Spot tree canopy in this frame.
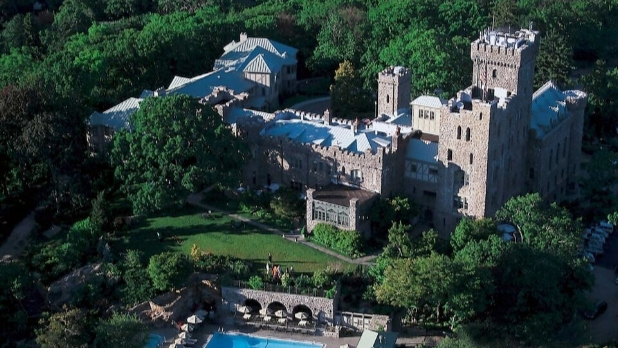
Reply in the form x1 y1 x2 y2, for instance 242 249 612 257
111 94 249 214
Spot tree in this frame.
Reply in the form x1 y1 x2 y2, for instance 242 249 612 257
147 252 191 291
582 60 618 137
94 312 148 348
495 193 581 258
36 307 92 348
383 222 413 258
270 187 305 219
370 195 416 236
450 218 497 252
534 27 573 89
90 191 112 232
111 95 249 214
329 60 373 119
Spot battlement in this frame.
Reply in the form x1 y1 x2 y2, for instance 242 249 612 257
470 28 539 64
378 66 411 86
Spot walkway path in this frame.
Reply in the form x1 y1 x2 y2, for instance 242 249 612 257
187 192 377 266
0 212 36 262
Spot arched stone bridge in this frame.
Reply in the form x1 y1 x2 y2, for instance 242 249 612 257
222 286 336 323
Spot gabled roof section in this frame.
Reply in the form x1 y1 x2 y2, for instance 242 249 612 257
239 48 284 74
214 36 297 71
531 81 568 138
168 76 191 89
88 97 142 130
167 69 254 98
412 95 446 109
406 138 439 163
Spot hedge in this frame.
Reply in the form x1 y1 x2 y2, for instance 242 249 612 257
311 223 364 258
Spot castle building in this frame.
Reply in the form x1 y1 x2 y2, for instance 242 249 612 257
87 28 587 237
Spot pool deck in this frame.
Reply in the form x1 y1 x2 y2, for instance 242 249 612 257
153 323 362 348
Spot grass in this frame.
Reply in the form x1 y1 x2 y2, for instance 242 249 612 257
120 207 350 273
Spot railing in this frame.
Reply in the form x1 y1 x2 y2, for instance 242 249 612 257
234 280 333 298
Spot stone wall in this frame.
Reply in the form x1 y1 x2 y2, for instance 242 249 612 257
334 311 391 332
222 286 336 325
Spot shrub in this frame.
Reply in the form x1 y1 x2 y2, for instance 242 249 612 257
294 274 312 288
147 252 191 291
312 269 331 289
248 275 263 290
311 223 364 257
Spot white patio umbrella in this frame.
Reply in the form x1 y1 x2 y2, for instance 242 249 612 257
238 305 252 314
187 315 203 324
175 338 189 345
180 323 191 332
178 332 191 339
294 312 309 320
259 308 273 316
275 309 287 318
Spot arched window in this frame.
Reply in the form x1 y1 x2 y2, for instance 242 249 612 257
466 128 471 141
457 126 462 139
447 149 453 161
479 112 483 120
386 95 390 103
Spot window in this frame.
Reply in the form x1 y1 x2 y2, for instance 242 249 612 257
341 166 346 175
457 126 462 139
455 170 469 186
466 128 471 141
386 95 390 103
453 196 468 210
479 112 483 120
492 69 497 78
351 169 362 181
430 111 435 120
312 161 318 172
429 167 438 176
556 144 560 164
447 149 453 161
410 163 418 172
291 158 302 169
469 153 474 164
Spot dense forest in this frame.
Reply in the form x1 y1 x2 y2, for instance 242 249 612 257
1 0 618 347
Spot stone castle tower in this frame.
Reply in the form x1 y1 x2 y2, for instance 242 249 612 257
435 28 540 232
377 66 411 117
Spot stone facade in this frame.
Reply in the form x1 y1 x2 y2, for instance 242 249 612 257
334 311 391 332
222 286 337 325
377 66 411 117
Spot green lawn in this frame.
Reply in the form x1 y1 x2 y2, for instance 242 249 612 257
120 208 349 273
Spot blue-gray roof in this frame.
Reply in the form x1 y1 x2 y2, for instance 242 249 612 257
531 81 567 138
214 37 297 72
357 330 398 348
88 97 142 130
261 118 392 154
412 95 446 108
167 69 255 98
406 138 438 163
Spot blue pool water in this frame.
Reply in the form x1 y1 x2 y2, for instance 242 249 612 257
204 332 323 348
145 333 165 348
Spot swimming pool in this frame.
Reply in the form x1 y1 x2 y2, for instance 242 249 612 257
204 332 323 348
144 333 165 348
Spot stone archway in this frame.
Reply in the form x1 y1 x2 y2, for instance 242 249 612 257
267 301 287 313
243 299 262 314
292 304 313 322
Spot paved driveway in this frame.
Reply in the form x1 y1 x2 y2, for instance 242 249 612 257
586 228 618 343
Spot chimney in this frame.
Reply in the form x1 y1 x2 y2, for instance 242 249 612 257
323 109 331 125
154 87 166 97
353 118 359 134
240 32 248 42
392 126 400 152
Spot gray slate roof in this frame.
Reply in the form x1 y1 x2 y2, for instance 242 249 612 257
261 117 392 154
406 138 439 163
88 97 143 130
214 37 297 72
530 81 568 138
411 95 446 109
167 69 255 98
